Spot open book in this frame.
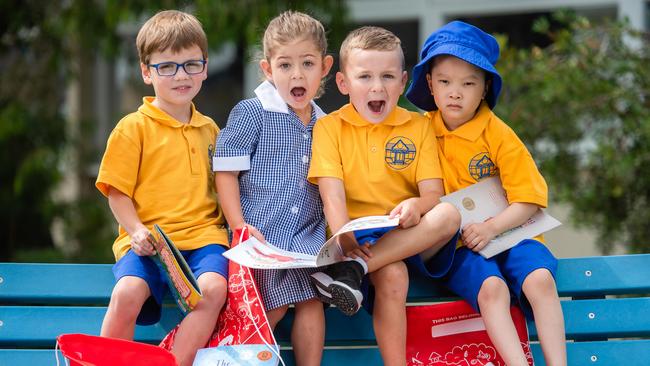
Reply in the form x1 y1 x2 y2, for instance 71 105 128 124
223 215 399 269
149 224 202 314
440 176 561 258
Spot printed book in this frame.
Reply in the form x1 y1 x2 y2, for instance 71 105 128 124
149 224 202 314
223 215 399 269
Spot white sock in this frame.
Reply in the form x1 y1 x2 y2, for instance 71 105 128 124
345 256 368 274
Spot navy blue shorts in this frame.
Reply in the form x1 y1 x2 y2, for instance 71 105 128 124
405 230 460 279
440 239 558 319
356 228 460 313
112 244 228 325
354 226 458 276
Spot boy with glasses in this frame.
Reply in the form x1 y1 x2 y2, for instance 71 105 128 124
95 10 229 366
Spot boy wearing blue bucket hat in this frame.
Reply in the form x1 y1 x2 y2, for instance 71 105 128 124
308 26 461 365
406 21 567 366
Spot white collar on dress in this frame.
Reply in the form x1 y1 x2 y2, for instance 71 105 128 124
254 80 326 119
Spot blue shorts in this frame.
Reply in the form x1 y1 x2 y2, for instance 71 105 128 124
355 228 459 313
440 239 558 319
406 230 460 279
353 226 393 246
112 244 228 325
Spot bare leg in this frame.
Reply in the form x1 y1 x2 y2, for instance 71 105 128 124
366 203 459 273
171 272 227 366
100 276 150 339
292 299 325 366
478 276 529 366
523 269 567 366
266 305 289 330
371 261 408 366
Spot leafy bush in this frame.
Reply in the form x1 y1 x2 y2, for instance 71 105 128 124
497 12 650 253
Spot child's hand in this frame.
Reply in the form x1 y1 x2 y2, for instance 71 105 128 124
390 198 421 229
244 224 266 244
461 220 497 252
346 242 372 262
130 227 156 256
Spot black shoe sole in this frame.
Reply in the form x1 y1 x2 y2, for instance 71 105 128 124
330 281 362 316
311 272 362 316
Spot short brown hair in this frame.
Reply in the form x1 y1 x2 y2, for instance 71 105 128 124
136 10 208 65
339 26 404 71
262 11 328 59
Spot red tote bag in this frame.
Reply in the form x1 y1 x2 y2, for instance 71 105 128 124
406 300 533 366
160 227 279 363
56 333 177 366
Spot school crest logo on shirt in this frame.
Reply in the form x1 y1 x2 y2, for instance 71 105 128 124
468 152 498 180
385 136 416 170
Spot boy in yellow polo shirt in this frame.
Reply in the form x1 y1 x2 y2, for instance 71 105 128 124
406 21 566 366
308 26 460 365
95 10 228 366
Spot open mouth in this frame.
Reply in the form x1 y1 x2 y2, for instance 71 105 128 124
291 87 306 98
368 101 385 113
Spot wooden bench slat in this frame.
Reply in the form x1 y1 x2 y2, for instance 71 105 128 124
404 254 650 302
277 298 650 345
527 297 650 340
554 254 650 296
280 347 383 366
530 339 650 366
276 307 377 346
0 348 385 366
4 255 649 303
6 340 650 366
8 298 648 348
0 349 59 366
0 263 114 304
0 263 458 304
0 306 181 347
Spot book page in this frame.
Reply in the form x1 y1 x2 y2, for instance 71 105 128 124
440 176 561 258
223 236 319 269
481 209 561 258
315 215 399 266
224 215 399 269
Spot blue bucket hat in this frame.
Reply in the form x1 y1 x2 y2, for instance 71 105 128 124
406 20 502 111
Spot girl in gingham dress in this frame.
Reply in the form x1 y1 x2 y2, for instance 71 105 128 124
213 11 333 366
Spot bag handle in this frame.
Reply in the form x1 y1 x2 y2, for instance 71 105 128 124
54 339 70 366
238 227 285 366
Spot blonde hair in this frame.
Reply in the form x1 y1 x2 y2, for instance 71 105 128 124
339 26 404 71
136 10 208 65
262 11 328 59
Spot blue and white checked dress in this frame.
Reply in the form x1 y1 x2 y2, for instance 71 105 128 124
213 81 327 310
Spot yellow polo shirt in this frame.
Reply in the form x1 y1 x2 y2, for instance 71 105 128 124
429 102 547 242
309 103 442 220
96 97 228 260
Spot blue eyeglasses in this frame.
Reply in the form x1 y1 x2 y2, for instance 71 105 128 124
147 60 206 76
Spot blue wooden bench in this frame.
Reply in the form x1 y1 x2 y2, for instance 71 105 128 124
2 254 650 365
